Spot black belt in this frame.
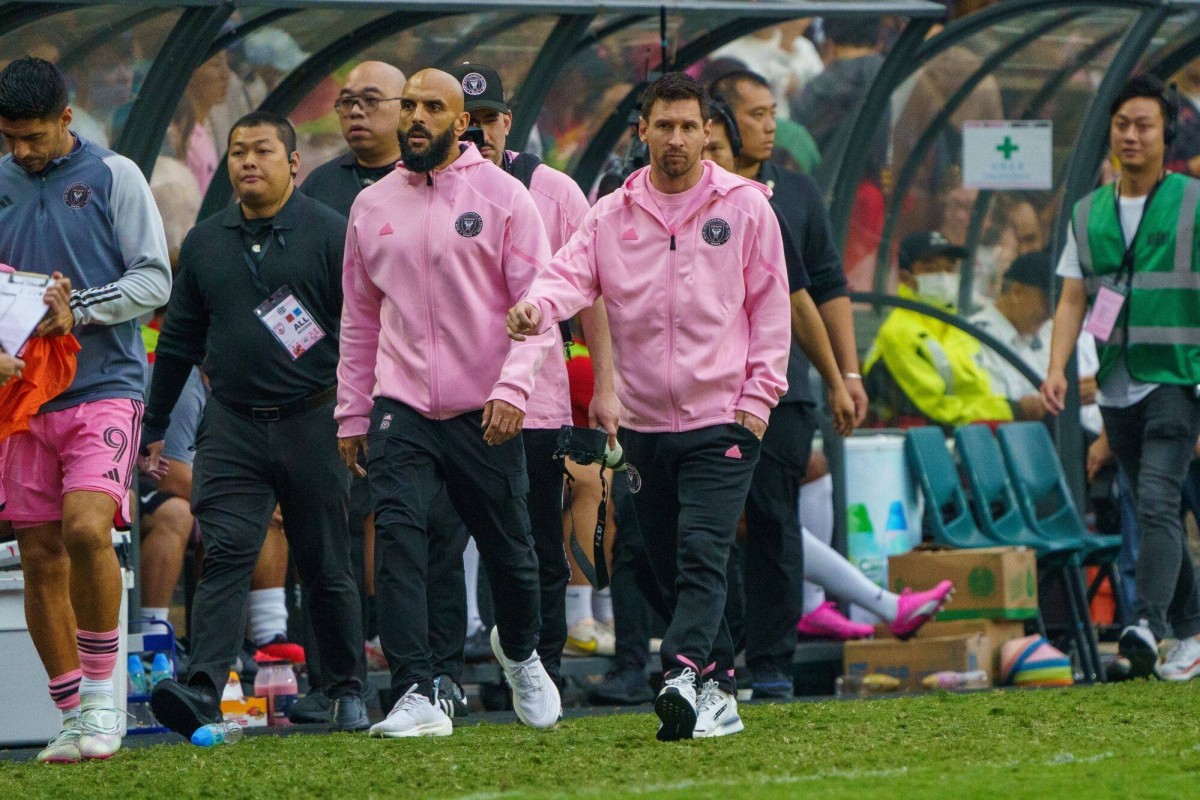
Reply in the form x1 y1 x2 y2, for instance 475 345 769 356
216 386 337 422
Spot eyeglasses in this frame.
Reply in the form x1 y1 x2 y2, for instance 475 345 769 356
333 95 402 115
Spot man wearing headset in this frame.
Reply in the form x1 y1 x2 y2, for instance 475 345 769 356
706 70 864 699
1044 74 1200 683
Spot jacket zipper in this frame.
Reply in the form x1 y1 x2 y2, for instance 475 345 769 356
423 172 440 416
665 229 679 429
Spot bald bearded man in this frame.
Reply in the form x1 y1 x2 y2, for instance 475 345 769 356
336 70 562 737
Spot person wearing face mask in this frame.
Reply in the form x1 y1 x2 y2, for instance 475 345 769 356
863 230 1033 428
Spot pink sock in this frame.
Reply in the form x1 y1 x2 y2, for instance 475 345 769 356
49 669 82 711
76 628 119 681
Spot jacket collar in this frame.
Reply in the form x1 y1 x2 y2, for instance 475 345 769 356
620 161 770 230
221 186 305 231
398 141 488 185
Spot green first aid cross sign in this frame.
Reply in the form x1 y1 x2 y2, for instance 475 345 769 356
962 121 1052 190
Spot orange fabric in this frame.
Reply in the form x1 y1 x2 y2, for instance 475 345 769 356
0 335 81 440
1087 566 1116 625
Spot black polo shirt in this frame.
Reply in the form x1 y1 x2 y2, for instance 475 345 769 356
758 161 849 406
147 190 346 424
300 152 396 218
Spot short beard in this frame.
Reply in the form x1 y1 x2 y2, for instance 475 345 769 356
400 125 458 173
656 153 696 179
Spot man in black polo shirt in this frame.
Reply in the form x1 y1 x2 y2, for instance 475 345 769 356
709 69 864 699
142 111 368 735
300 61 406 216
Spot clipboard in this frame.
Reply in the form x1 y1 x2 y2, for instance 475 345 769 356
0 271 53 355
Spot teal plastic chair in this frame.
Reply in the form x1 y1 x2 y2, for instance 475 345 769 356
956 424 1104 681
904 427 993 550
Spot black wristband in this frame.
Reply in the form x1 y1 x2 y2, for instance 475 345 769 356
140 413 170 453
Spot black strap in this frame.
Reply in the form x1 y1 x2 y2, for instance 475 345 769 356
1113 173 1167 286
563 463 611 591
505 151 575 356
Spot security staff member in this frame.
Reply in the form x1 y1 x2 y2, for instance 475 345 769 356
143 111 368 736
708 69 860 698
1044 74 1200 681
510 73 847 741
338 69 561 737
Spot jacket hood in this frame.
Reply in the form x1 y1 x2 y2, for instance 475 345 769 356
397 141 490 185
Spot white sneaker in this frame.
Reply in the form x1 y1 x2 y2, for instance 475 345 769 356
37 716 82 763
692 680 744 738
78 694 123 759
490 626 561 729
564 619 599 656
1162 635 1200 681
594 621 616 657
654 668 698 742
1119 620 1161 679
369 685 453 738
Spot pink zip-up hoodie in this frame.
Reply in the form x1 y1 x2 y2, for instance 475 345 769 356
520 162 789 433
336 144 554 438
515 153 589 430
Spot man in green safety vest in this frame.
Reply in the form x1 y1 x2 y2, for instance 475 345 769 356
1043 74 1200 682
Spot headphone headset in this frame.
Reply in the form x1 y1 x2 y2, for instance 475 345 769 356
707 97 742 158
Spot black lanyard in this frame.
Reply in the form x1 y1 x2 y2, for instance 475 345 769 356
1113 172 1166 286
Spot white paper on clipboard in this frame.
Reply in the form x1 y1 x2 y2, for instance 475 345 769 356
0 271 52 355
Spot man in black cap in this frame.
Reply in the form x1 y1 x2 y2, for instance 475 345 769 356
864 231 1045 428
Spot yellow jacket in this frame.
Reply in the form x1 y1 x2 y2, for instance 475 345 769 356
864 285 1013 427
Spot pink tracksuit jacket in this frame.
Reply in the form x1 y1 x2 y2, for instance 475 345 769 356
516 152 589 430
336 144 554 438
523 162 790 433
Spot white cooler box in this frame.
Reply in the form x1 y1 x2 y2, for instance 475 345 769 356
0 568 129 747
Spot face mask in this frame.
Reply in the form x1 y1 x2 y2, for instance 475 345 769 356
916 272 959 309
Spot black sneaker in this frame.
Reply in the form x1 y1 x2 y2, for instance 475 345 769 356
464 629 494 663
1119 621 1161 679
432 675 469 718
750 671 794 700
289 689 331 724
330 695 371 732
150 679 222 739
588 667 654 706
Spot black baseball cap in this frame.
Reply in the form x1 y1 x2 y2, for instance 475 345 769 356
1003 251 1054 290
898 230 969 271
449 63 509 114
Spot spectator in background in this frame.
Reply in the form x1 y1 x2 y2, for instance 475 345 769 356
1006 199 1047 256
1168 57 1200 177
168 51 231 196
791 17 887 288
713 23 822 121
864 231 1042 428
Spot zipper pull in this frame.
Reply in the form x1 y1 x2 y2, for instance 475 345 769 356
426 172 433 187
670 234 676 251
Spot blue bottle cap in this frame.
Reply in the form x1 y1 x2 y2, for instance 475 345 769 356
885 500 908 531
150 652 171 671
191 726 217 747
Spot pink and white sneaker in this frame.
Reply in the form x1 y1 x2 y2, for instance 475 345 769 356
889 580 954 640
796 601 874 640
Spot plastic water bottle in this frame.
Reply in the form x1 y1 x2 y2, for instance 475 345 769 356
149 652 173 687
191 721 244 747
920 670 990 690
254 660 298 726
128 655 149 696
883 500 910 556
835 673 901 698
847 503 885 588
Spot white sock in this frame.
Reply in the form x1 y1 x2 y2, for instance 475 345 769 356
592 587 613 625
79 677 113 699
799 475 834 613
248 587 288 646
63 707 80 723
803 526 900 620
143 606 170 624
464 538 483 636
565 585 593 628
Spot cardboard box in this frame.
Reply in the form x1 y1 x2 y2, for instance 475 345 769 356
844 632 989 692
872 618 1028 680
221 697 268 728
889 546 1038 621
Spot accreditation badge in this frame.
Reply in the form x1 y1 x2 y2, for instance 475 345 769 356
1083 281 1126 343
253 285 326 360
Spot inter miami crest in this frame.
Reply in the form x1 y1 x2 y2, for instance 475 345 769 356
64 183 92 209
456 211 483 237
461 72 487 96
702 217 731 246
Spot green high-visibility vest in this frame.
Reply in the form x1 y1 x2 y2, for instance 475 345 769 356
1073 172 1200 384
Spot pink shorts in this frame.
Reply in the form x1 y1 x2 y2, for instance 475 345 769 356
0 398 141 529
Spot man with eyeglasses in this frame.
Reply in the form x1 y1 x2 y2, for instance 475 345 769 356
300 61 407 217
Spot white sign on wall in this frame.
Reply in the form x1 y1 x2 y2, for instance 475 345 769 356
962 120 1052 190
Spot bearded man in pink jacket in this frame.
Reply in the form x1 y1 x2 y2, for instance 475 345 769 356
508 73 830 742
337 69 560 737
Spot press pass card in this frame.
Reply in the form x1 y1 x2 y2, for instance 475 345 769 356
254 285 325 360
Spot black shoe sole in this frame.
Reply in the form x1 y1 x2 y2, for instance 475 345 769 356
150 686 219 739
1119 630 1160 679
654 688 696 742
588 692 655 706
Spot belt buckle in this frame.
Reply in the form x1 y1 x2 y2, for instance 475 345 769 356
252 406 281 421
